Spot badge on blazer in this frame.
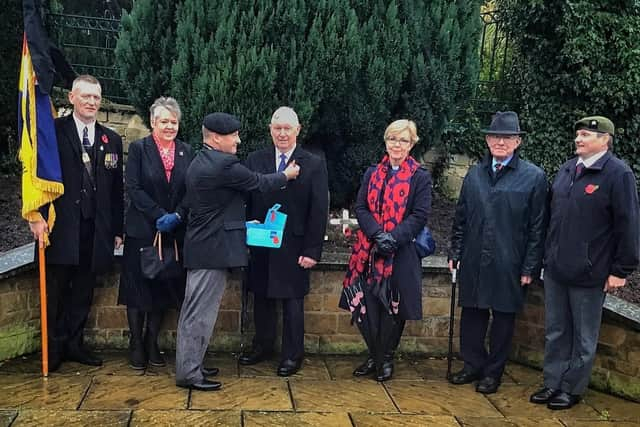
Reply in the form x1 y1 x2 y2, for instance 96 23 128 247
104 153 119 169
82 152 91 164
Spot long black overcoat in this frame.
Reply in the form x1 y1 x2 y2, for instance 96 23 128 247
448 154 548 313
44 114 124 274
352 165 432 320
244 146 329 298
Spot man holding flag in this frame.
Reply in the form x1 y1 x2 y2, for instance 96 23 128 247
20 0 124 373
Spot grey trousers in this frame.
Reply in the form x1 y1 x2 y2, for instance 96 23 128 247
175 268 226 384
543 273 606 395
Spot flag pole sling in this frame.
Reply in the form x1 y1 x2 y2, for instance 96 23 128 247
38 238 49 377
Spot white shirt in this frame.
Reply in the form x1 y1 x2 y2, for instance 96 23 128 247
578 150 608 168
73 113 96 147
275 145 296 172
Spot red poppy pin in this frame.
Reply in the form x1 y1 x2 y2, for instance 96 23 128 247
101 134 109 144
585 184 599 194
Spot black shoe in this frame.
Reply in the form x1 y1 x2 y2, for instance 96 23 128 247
145 336 166 368
238 348 272 366
376 359 394 382
176 379 222 391
66 347 103 366
547 391 580 410
476 377 500 394
530 387 558 404
277 359 302 377
128 339 147 370
353 358 376 377
201 366 219 377
449 368 481 385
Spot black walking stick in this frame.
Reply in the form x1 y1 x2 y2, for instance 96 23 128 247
446 263 457 380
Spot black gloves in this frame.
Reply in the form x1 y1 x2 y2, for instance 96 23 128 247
373 231 397 256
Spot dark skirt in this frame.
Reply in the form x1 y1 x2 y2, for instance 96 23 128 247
118 235 186 311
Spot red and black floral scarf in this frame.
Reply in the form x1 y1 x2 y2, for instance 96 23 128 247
343 155 419 290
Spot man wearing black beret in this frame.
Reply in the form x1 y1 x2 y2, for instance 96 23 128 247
175 112 300 391
531 116 640 409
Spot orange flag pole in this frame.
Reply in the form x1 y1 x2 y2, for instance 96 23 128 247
38 235 49 377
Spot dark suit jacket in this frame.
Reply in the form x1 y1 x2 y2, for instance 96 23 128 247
183 147 287 270
245 146 329 298
124 136 194 241
44 114 124 273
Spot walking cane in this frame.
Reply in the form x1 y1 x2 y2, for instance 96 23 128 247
38 236 49 377
446 264 457 380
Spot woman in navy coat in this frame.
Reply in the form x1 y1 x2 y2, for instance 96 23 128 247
342 119 431 381
119 97 193 369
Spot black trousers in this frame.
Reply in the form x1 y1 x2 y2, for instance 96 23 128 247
252 294 305 361
46 218 96 361
360 282 406 363
460 306 515 380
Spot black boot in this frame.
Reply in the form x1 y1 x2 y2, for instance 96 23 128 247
353 356 376 377
376 353 394 382
127 308 146 370
145 311 166 367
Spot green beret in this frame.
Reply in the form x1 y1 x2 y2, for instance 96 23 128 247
574 116 615 136
203 112 241 135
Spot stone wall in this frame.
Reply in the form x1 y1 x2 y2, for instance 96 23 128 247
511 283 640 402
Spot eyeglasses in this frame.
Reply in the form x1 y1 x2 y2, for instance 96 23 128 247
385 136 412 146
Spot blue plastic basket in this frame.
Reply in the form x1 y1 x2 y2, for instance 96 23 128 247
246 204 287 248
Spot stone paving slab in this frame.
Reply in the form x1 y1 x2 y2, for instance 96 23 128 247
243 411 352 427
0 410 17 427
0 375 90 409
503 363 543 385
485 384 602 420
290 379 397 413
384 380 503 417
351 413 459 426
324 356 422 381
11 409 130 426
457 416 564 427
239 357 331 380
130 409 240 426
562 422 640 427
81 375 188 410
582 389 640 422
190 378 292 411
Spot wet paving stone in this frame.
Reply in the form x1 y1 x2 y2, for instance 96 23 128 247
323 356 422 381
457 416 564 427
11 409 130 426
81 375 188 410
562 422 640 427
130 409 240 426
190 378 292 411
202 353 241 378
503 363 543 385
239 356 331 380
0 410 17 427
291 379 397 413
243 411 352 426
351 413 460 426
0 375 90 409
384 380 503 417
582 389 640 422
485 384 601 420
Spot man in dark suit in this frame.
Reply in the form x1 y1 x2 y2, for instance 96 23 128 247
28 74 124 371
530 116 639 410
239 106 329 376
175 112 300 391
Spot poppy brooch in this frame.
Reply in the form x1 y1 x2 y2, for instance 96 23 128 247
101 134 109 144
585 184 599 194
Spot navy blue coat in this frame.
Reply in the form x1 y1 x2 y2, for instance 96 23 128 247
183 147 287 270
354 165 432 320
449 154 548 313
245 146 329 298
545 152 640 287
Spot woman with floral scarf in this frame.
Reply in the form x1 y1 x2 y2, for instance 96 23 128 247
341 119 432 381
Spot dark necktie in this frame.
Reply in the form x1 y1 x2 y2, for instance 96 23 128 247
495 162 503 173
277 153 287 172
576 162 584 177
82 126 91 149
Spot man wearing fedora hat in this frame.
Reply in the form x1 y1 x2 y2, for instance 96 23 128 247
448 111 548 394
530 116 639 409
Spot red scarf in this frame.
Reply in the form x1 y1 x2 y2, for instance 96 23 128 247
344 155 419 290
153 134 175 181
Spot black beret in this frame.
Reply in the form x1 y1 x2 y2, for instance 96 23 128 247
203 112 241 135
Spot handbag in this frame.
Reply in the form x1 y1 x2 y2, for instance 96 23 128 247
139 232 183 280
415 226 436 258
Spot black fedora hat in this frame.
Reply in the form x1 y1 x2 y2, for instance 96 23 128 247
481 111 526 135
